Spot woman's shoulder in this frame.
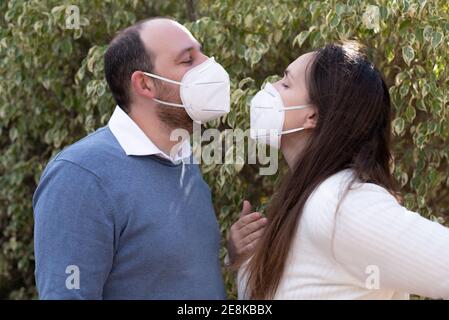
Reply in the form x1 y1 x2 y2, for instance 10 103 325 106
306 168 358 208
315 168 355 197
311 168 397 205
301 168 399 244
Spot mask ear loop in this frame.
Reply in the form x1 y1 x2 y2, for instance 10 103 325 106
280 104 311 111
252 128 306 137
143 72 185 86
152 98 186 109
278 104 312 135
143 72 190 109
279 127 306 135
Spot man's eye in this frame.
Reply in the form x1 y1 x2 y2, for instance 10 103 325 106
182 59 193 65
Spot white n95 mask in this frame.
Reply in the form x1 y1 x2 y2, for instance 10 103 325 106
250 82 311 149
143 57 230 123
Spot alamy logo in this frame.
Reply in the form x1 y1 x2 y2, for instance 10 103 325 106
169 122 280 175
365 265 380 290
65 5 80 30
65 265 80 290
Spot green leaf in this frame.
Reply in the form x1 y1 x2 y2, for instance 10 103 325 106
336 3 346 16
399 81 410 98
431 31 443 49
330 14 341 29
402 45 415 66
405 105 417 123
393 117 405 136
293 30 309 48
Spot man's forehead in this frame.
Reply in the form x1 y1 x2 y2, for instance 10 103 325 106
139 19 200 57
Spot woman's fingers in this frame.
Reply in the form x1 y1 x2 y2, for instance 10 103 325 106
240 200 252 218
240 216 268 238
236 212 263 230
226 201 268 264
242 227 266 247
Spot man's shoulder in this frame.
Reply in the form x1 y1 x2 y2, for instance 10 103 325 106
54 126 122 168
37 126 124 184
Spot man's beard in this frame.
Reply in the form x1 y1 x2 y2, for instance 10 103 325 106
155 81 193 134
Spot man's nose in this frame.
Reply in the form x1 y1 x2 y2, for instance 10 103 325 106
196 51 209 65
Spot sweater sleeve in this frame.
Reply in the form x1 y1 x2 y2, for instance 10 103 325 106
332 182 449 299
33 159 115 299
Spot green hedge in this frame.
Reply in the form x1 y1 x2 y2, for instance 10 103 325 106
0 0 448 299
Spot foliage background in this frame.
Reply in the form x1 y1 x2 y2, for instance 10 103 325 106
0 0 448 299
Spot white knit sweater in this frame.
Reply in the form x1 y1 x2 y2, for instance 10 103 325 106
238 169 449 299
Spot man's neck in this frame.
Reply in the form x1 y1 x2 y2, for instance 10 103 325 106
128 105 181 157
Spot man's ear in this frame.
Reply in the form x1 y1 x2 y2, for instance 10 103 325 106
130 71 156 100
304 107 318 129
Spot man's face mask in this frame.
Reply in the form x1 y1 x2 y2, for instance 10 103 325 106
143 57 230 123
250 82 311 149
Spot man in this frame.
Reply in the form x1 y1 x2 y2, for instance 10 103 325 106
33 17 266 299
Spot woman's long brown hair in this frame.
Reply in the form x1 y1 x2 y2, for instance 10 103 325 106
244 41 398 299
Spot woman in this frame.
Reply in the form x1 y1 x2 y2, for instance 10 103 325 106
233 41 449 299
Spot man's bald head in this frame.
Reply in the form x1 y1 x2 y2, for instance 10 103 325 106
104 17 207 133
105 18 152 112
104 17 185 113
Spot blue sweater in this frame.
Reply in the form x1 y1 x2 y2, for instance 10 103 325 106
33 126 226 299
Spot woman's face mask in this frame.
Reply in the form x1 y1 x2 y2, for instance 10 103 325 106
250 53 316 149
250 82 312 149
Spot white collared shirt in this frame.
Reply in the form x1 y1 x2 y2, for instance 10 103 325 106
108 106 192 163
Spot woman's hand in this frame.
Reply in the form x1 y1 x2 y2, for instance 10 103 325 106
227 200 268 266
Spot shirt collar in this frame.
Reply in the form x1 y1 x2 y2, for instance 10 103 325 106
108 106 192 163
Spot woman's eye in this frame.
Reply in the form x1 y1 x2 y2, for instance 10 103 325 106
282 83 289 89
